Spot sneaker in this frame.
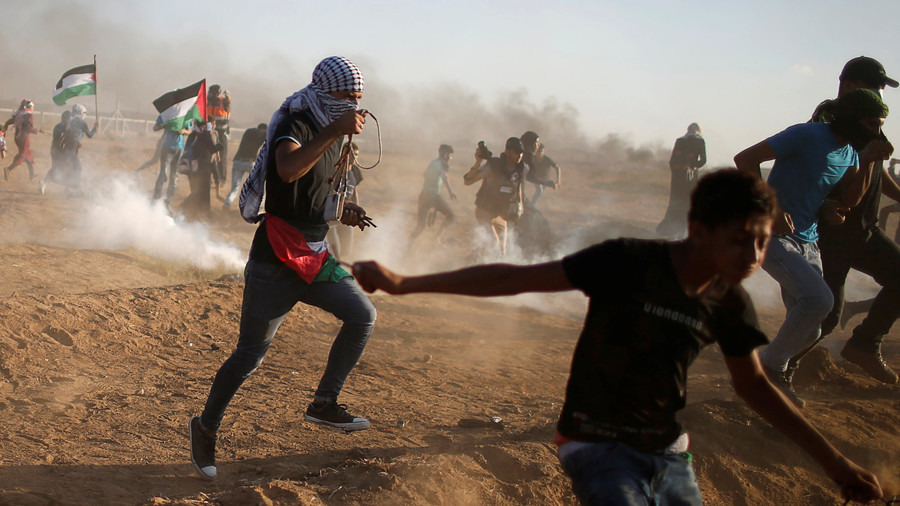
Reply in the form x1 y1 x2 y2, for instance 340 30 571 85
39 180 46 195
304 401 371 431
189 416 217 480
841 342 898 384
2 166 8 181
763 364 806 408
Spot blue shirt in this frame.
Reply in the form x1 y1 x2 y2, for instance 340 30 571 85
422 158 448 194
766 122 858 242
156 116 190 151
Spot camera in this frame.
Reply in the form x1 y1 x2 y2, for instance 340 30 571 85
476 141 492 160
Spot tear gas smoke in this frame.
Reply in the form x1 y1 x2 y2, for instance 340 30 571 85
71 178 245 271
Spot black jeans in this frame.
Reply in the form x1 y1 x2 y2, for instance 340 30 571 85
820 225 900 346
200 260 377 431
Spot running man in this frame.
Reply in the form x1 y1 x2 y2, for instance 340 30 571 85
734 88 891 406
408 144 457 247
190 56 376 481
804 57 900 385
352 169 884 505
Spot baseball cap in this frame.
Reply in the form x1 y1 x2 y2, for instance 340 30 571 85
840 56 899 88
505 137 525 153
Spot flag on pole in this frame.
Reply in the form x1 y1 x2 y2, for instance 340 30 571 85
152 79 206 131
52 64 97 106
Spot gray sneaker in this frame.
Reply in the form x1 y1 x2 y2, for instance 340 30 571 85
305 401 370 431
841 342 898 384
762 364 806 408
189 416 217 480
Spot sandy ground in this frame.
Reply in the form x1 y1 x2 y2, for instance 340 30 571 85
0 131 897 506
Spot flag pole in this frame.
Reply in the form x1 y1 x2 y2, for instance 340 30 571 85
93 54 99 126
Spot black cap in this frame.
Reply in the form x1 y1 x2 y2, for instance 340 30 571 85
505 137 525 153
840 56 899 88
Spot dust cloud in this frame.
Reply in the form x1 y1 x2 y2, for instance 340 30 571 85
70 177 245 271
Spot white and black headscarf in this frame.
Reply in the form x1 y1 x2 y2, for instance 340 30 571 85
240 56 364 223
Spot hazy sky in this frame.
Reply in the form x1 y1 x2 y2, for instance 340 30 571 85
3 0 900 166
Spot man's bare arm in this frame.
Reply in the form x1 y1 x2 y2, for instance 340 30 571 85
840 140 893 208
733 140 776 180
441 173 457 199
353 260 574 296
463 155 486 186
275 111 364 183
726 352 883 503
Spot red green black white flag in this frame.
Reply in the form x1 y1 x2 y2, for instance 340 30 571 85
152 79 207 131
52 64 97 106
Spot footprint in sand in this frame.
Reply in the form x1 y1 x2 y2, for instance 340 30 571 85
41 326 74 346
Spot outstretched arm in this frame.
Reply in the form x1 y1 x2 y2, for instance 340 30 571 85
726 352 883 503
352 260 574 296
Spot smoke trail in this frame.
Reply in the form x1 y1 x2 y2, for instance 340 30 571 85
70 177 245 271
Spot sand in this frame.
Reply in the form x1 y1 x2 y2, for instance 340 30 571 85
0 131 897 505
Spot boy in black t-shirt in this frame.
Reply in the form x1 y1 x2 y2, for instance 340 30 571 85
352 170 884 504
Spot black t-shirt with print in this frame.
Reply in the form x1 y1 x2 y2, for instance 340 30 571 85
558 239 768 453
249 111 342 264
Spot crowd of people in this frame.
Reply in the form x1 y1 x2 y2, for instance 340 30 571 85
1 53 898 505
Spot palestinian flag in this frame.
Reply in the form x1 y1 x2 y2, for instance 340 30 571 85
52 64 97 106
152 79 206 131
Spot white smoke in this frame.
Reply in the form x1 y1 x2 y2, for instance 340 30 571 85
69 177 245 271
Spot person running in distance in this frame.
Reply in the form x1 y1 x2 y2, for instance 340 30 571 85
224 123 267 209
463 137 528 257
190 56 376 481
40 110 71 194
351 169 884 505
3 99 44 181
61 104 98 191
408 143 458 248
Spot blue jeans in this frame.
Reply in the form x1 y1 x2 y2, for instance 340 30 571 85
559 442 702 505
200 260 377 431
760 235 833 371
224 159 253 207
153 147 183 203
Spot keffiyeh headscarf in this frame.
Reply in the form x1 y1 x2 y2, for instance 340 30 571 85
240 56 365 223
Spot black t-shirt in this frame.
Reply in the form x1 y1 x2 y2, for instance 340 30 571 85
233 127 267 161
558 239 767 453
249 111 342 264
474 157 528 217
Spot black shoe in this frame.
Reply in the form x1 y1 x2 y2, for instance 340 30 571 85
305 401 371 431
189 416 217 480
841 342 898 384
763 364 806 408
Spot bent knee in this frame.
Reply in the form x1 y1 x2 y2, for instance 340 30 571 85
802 292 834 317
